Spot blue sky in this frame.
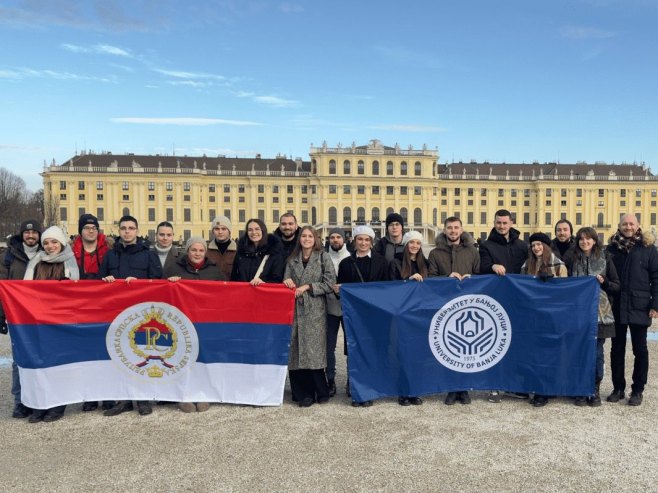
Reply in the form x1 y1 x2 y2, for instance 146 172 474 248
1 0 657 191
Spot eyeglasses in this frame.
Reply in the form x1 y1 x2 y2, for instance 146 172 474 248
82 226 98 232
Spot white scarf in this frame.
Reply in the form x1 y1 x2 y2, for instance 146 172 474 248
24 245 80 280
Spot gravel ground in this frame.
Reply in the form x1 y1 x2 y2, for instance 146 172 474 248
1 329 657 493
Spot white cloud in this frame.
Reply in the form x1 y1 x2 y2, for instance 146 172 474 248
253 95 299 107
235 91 299 107
369 124 447 133
61 43 132 57
167 80 210 88
0 67 113 82
560 26 616 39
153 68 225 81
110 117 262 126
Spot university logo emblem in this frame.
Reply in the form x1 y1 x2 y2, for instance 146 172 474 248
106 302 199 379
428 294 511 373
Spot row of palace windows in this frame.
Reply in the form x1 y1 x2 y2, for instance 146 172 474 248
442 188 658 198
327 185 424 196
327 160 425 176
63 180 658 200
61 181 313 195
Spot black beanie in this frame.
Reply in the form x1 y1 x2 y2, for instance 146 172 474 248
528 232 551 247
20 219 43 235
385 212 404 229
78 213 100 234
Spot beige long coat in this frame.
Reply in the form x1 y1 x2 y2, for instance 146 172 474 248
284 250 336 370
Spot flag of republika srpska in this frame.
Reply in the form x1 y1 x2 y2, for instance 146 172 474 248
0 280 295 408
340 275 599 403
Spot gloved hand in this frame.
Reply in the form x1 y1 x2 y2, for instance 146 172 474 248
0 317 7 335
537 272 554 282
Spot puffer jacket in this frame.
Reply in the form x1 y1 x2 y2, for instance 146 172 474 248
607 231 658 326
0 234 42 280
428 232 480 277
99 239 162 279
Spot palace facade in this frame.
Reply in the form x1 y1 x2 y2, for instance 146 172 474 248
41 139 656 244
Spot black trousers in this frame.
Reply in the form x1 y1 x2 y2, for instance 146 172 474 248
289 369 330 403
610 323 649 394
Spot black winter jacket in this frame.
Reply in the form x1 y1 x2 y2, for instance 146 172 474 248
606 231 658 326
164 254 225 281
337 251 389 284
479 227 528 275
99 239 163 279
230 234 284 283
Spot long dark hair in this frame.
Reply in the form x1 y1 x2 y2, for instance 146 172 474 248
574 227 601 257
244 218 268 250
526 242 554 276
288 225 322 262
401 240 428 279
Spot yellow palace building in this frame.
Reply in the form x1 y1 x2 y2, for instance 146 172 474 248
42 139 656 244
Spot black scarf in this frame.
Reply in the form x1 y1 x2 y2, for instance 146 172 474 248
610 228 643 253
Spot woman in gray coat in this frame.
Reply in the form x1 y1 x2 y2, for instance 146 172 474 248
283 226 336 407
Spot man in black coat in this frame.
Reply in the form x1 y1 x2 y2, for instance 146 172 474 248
478 209 528 403
273 212 300 259
550 219 576 262
99 215 162 417
606 214 658 406
479 209 528 277
0 219 43 419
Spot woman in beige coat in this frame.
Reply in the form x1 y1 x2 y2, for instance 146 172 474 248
283 226 336 407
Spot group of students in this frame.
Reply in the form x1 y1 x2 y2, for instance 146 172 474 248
1 207 656 421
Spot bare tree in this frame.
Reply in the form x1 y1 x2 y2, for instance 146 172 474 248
40 188 60 226
0 167 30 238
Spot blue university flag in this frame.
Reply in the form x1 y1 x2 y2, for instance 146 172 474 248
340 275 599 403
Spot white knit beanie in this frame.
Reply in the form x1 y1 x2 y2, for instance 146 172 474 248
41 226 68 248
402 230 423 245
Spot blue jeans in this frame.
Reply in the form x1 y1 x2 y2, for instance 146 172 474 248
326 314 342 381
595 338 605 382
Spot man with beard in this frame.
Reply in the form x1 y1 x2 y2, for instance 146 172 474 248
274 213 300 259
479 210 528 403
0 219 43 418
428 216 480 406
480 209 528 277
550 219 576 262
606 214 658 406
325 228 351 397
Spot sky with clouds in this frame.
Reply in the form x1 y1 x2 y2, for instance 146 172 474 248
1 0 657 191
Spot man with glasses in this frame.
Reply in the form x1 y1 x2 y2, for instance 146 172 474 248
72 213 115 412
99 215 162 417
72 213 109 280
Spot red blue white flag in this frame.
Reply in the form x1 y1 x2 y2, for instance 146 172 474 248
0 280 294 408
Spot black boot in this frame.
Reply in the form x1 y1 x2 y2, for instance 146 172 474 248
588 380 602 407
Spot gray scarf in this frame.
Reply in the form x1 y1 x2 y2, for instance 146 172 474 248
24 245 80 280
